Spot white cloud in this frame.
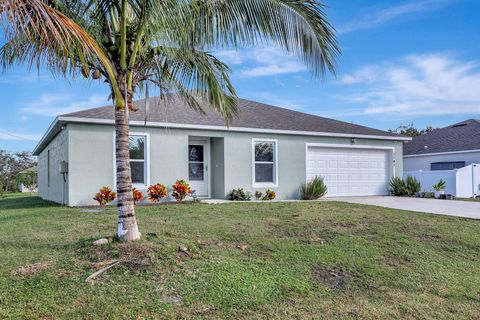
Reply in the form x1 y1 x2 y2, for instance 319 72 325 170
0 130 42 141
20 93 109 118
215 46 307 77
214 50 245 65
338 53 480 116
337 66 380 85
241 62 306 77
249 92 305 111
338 0 453 34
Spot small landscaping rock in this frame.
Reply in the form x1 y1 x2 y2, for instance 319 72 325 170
93 238 109 246
178 246 190 255
236 244 249 251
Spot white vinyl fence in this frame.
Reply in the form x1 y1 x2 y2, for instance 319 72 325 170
404 163 480 198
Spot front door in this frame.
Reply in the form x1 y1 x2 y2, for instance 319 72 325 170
188 140 210 197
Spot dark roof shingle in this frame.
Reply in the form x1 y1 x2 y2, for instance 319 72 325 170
62 95 401 138
404 119 480 155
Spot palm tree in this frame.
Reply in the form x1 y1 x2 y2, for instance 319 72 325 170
0 0 339 241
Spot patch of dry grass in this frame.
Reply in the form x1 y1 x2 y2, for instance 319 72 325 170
0 195 479 319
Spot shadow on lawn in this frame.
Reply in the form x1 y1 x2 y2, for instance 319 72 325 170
0 195 59 210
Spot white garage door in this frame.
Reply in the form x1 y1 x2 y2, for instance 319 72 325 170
306 146 392 197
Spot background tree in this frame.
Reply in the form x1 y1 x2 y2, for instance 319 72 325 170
0 0 339 241
16 169 38 193
0 150 36 192
389 123 436 137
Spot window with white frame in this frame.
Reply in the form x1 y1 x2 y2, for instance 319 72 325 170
253 139 277 186
129 135 146 185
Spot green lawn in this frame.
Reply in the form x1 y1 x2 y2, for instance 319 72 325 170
457 197 480 202
0 195 479 319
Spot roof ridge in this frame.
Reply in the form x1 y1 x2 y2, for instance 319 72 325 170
404 118 480 155
448 118 480 127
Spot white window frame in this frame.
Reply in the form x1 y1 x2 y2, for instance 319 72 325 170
112 131 150 189
252 138 278 188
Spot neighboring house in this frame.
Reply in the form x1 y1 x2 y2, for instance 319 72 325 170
403 119 480 198
18 166 38 193
403 119 480 171
33 95 409 206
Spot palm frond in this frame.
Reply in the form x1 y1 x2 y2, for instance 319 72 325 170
147 0 340 78
0 0 121 102
146 46 238 123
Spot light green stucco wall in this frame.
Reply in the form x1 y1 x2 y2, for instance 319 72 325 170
52 123 403 206
68 124 115 206
222 132 403 200
37 127 69 204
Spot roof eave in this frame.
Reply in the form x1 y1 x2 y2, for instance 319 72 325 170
32 117 64 156
404 149 480 158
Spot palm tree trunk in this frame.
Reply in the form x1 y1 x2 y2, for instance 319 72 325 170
115 99 141 241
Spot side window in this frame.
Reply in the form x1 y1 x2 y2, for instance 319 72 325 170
129 135 146 185
253 140 277 186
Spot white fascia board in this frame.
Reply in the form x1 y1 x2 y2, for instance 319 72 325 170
403 149 480 158
306 142 395 150
57 116 412 141
32 117 60 155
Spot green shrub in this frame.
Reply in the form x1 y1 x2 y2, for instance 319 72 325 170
433 179 446 191
300 176 328 200
390 176 421 197
422 191 435 198
227 188 252 201
405 176 421 196
389 177 407 196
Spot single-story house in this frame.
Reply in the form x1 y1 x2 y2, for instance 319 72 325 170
403 119 480 198
33 95 409 206
403 119 480 171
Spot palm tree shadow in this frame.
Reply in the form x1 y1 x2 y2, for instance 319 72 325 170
0 196 60 210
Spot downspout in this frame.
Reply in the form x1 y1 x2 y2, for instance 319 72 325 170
60 160 68 205
473 164 477 198
62 172 66 205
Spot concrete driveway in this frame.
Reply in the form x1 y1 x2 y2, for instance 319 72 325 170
328 196 480 219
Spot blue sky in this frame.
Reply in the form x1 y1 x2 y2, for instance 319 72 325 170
1 0 479 152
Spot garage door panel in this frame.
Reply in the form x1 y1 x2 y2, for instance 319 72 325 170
306 146 391 197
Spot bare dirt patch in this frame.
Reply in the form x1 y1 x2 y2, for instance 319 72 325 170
81 241 156 273
271 224 339 244
311 266 359 289
159 294 183 306
116 243 155 270
12 262 51 278
382 255 411 269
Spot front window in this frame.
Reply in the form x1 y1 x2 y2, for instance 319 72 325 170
253 140 277 186
129 135 146 184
